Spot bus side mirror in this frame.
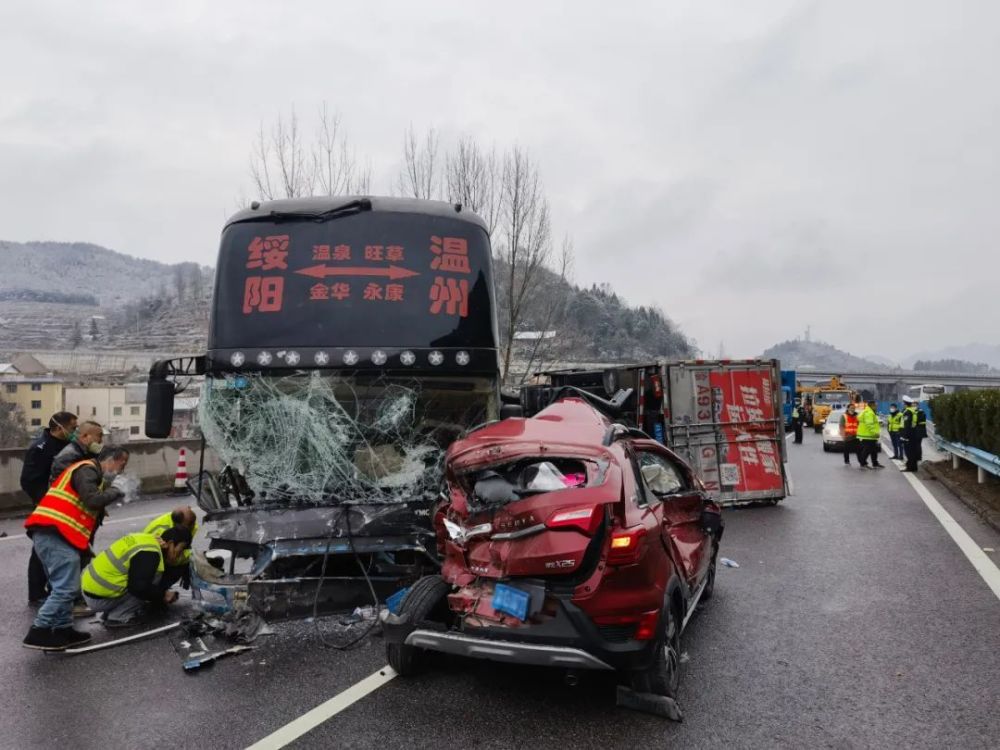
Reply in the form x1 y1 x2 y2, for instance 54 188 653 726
145 376 175 438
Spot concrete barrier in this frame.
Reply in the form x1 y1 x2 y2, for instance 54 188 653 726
0 438 220 514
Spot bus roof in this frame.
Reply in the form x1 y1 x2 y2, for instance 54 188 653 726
225 195 489 233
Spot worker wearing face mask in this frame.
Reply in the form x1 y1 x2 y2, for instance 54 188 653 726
49 421 106 482
22 428 127 651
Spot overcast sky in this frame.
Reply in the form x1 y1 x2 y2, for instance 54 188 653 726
1 0 997 360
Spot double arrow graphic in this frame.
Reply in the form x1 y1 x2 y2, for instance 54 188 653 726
295 264 420 281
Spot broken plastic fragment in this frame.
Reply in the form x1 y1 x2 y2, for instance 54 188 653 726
720 557 740 568
522 462 570 491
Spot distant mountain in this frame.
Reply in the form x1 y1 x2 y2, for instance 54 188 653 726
761 339 890 372
903 343 1000 371
0 241 209 351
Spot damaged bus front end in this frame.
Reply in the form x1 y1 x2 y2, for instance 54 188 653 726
146 197 500 620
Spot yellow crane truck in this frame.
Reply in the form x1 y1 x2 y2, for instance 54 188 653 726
798 376 857 432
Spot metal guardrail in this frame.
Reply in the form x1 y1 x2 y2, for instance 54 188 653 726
934 437 1000 484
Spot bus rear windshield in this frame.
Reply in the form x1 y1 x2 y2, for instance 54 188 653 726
209 212 496 351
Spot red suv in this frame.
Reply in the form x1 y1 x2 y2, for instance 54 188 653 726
384 395 723 700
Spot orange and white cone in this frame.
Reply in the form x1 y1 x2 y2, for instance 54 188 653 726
174 447 189 494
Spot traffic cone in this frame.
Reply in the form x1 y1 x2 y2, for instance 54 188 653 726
174 448 189 494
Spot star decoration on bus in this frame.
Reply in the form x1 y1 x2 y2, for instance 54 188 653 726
257 351 273 365
456 351 471 366
284 351 300 366
371 350 388 366
343 351 359 365
313 351 330 365
429 351 444 366
230 352 245 367
400 351 416 366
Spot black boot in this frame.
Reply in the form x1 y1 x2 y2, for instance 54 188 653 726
22 626 71 651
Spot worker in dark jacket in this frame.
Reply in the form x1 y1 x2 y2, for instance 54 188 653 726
81 527 191 627
901 396 928 472
20 411 77 604
22 437 128 651
791 399 805 443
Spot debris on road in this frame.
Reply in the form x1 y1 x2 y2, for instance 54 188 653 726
616 685 684 722
720 557 740 568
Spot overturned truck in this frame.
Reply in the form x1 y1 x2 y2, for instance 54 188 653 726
146 197 502 619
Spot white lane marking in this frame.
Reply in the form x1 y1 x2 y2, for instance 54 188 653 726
882 440 1000 601
246 667 398 749
0 511 161 543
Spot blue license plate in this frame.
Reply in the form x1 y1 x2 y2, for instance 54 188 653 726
492 583 530 621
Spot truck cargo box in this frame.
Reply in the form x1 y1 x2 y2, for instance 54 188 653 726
522 359 788 507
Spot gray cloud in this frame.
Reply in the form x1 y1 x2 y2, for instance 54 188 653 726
0 0 996 360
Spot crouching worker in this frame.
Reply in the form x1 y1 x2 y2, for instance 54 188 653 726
143 506 197 590
81 527 192 627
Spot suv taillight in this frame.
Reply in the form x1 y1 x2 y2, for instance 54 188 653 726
608 526 646 565
545 505 603 536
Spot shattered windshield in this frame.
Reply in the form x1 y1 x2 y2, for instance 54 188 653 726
199 372 495 507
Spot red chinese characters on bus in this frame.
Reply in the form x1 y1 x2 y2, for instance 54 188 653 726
246 236 289 270
430 277 469 317
243 277 284 313
430 236 470 274
428 236 471 317
333 245 351 261
312 245 331 261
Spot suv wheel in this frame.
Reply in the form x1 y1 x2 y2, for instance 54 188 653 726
387 575 451 677
630 602 681 698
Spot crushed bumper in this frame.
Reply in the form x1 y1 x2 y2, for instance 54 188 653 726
405 629 614 670
383 595 659 672
190 503 439 620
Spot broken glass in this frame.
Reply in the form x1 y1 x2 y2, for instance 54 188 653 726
198 372 494 507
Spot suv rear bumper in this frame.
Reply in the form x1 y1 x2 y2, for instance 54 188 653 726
384 596 660 672
404 629 615 670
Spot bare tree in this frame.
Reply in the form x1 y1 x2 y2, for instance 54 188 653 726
249 104 370 201
0 403 29 449
173 264 187 302
397 125 441 199
497 146 552 381
313 103 371 195
518 234 575 382
445 136 501 236
249 107 314 199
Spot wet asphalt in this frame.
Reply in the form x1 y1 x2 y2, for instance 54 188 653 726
0 436 997 750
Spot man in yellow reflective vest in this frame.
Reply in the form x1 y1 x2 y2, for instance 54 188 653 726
856 402 884 469
144 506 198 588
887 403 905 460
81 527 192 627
22 441 128 651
